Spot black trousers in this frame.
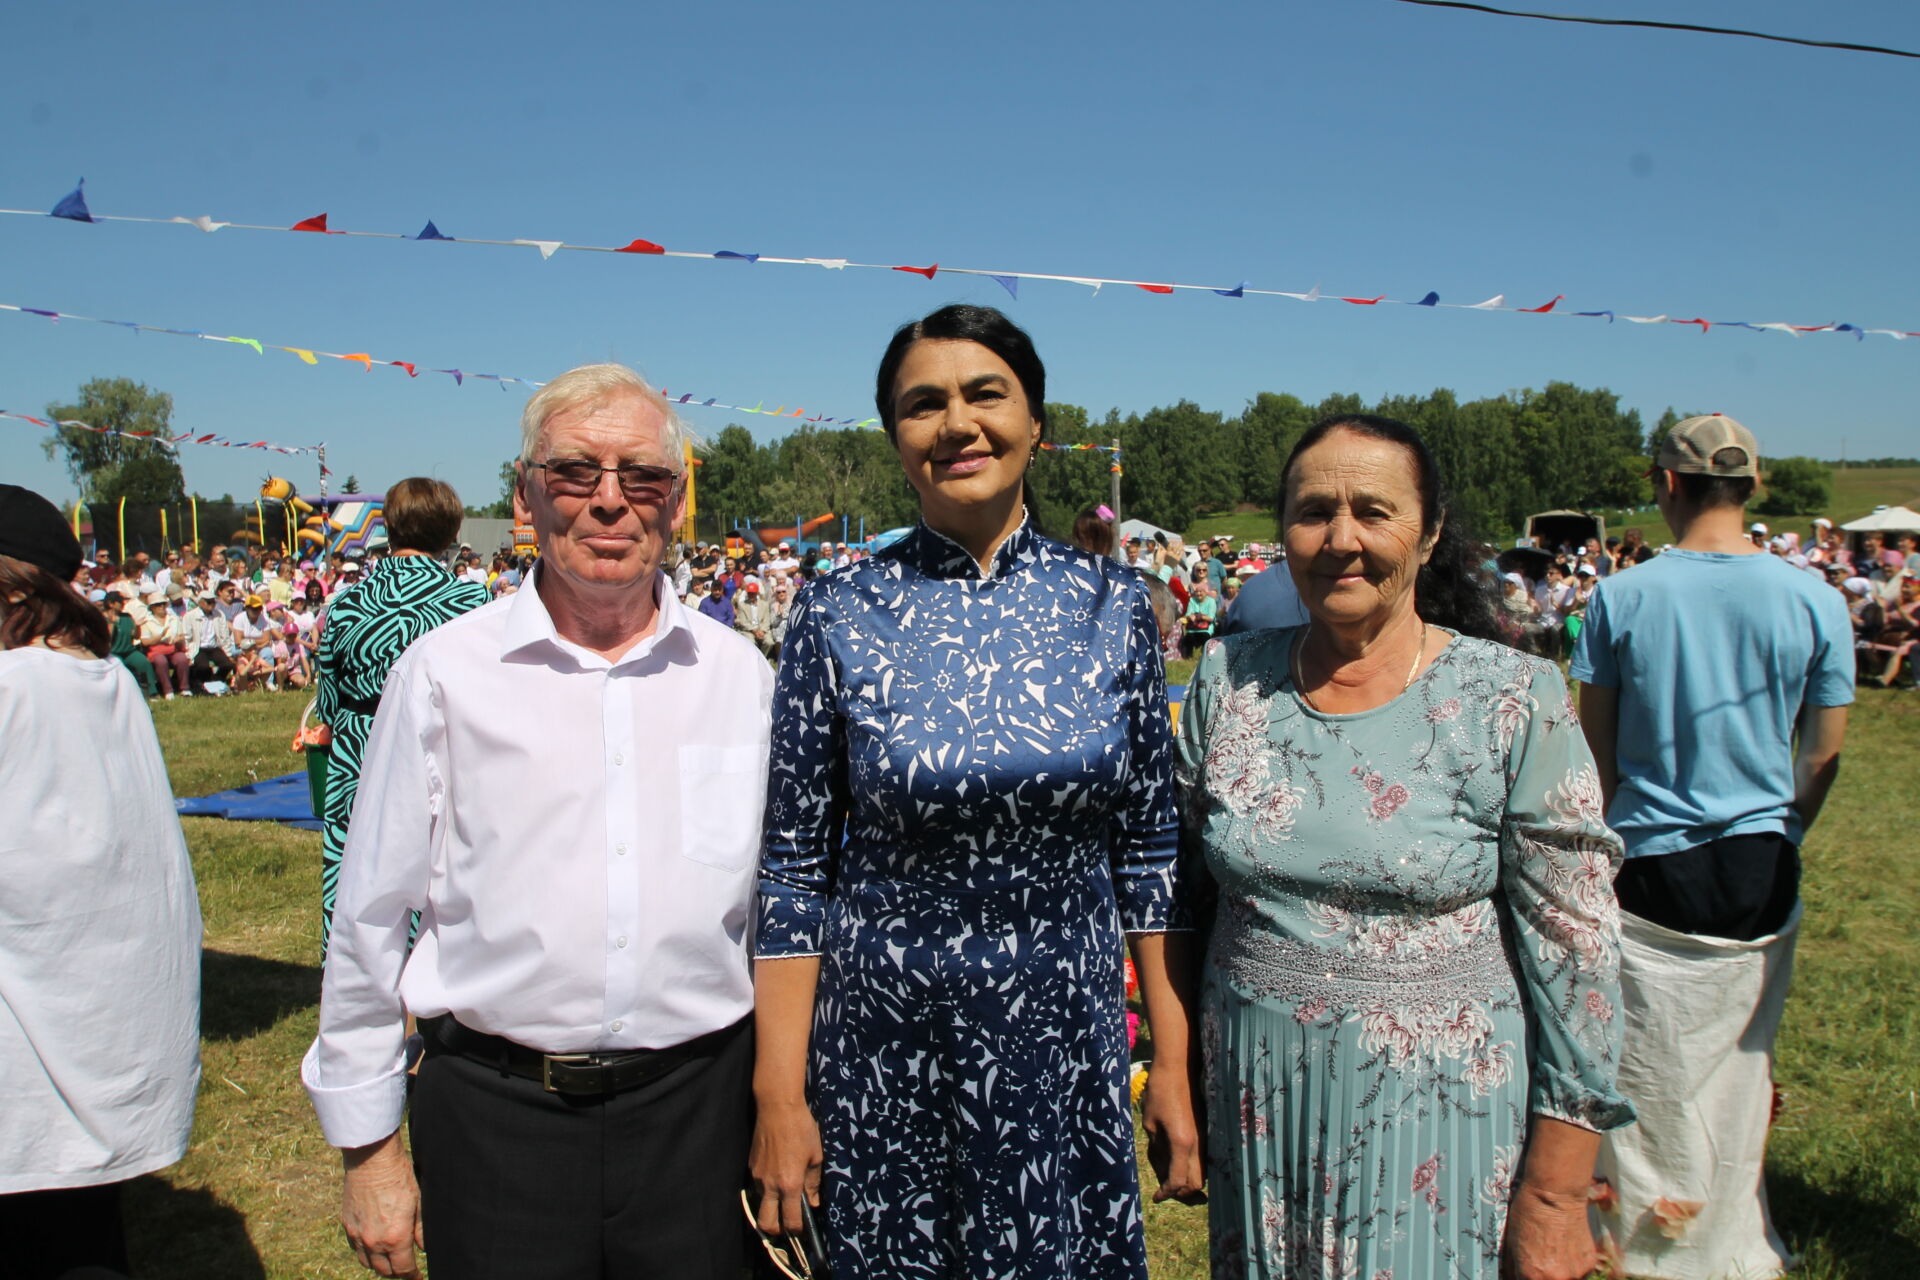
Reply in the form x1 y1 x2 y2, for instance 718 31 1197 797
0 1181 130 1280
188 647 234 691
409 1018 754 1280
1615 830 1800 942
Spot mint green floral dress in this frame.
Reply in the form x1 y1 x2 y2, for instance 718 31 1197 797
1176 628 1634 1279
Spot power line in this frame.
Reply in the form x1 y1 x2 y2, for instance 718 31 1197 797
1385 0 1920 59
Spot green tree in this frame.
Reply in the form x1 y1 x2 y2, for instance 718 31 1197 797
342 474 361 494
1028 403 1110 529
1755 457 1832 516
41 377 186 503
466 461 519 518
696 425 775 524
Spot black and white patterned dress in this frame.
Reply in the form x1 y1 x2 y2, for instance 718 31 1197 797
756 519 1187 1280
316 555 488 958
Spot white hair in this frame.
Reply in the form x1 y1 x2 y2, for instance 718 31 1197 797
518 363 689 466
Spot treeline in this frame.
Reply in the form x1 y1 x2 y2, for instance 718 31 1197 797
695 382 1671 539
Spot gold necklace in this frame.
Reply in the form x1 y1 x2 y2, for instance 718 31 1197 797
1293 623 1429 713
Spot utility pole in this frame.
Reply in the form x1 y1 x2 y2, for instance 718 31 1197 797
1110 438 1123 530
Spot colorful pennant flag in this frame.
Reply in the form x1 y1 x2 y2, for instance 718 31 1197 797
1 408 318 455
10 180 1917 347
1 301 880 427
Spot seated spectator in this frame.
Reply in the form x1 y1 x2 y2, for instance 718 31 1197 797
103 589 158 698
139 587 191 700
230 594 275 691
697 576 734 627
1864 575 1919 687
1181 574 1218 657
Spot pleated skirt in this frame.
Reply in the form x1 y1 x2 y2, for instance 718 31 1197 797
1202 968 1530 1280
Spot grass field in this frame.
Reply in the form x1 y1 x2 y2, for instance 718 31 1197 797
128 671 1917 1277
1184 465 1920 550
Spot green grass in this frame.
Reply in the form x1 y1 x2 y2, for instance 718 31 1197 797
129 685 1919 1277
1187 464 1920 550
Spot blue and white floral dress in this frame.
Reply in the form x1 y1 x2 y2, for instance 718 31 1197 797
1177 627 1634 1280
756 519 1186 1280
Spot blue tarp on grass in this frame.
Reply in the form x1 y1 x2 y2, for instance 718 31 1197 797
177 771 322 831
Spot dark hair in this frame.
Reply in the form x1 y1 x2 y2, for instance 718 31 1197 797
1070 507 1116 558
0 553 110 656
1277 413 1502 642
874 305 1048 530
1671 460 1757 511
383 477 465 555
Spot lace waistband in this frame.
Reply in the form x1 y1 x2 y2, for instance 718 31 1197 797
1210 917 1515 1010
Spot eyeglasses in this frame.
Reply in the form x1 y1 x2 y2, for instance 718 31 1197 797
528 458 681 503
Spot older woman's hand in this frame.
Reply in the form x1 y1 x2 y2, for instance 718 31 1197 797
1501 1181 1598 1280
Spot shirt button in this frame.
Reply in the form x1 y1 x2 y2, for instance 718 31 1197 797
610 1020 623 1033
613 751 625 766
616 936 628 948
615 842 628 856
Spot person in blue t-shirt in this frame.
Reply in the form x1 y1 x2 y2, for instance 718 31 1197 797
1570 413 1852 1276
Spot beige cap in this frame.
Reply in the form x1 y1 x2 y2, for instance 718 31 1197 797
1656 413 1760 477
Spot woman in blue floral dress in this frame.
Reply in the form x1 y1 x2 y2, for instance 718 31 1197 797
1178 414 1634 1280
751 306 1204 1279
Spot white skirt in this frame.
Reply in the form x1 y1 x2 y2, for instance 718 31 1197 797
1594 904 1800 1280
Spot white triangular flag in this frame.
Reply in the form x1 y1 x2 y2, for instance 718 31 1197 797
1468 294 1505 309
515 239 564 260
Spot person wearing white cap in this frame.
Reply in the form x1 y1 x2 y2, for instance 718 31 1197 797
1572 413 1853 1279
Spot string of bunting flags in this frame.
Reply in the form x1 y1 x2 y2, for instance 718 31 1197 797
1 300 881 427
1037 440 1123 474
1 407 320 456
10 178 1918 346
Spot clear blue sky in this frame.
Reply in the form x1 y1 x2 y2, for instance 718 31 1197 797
4 0 1916 509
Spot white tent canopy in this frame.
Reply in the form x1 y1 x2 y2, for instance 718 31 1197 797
1839 505 1920 533
1118 517 1179 546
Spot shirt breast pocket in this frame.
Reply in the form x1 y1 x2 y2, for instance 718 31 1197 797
677 743 768 873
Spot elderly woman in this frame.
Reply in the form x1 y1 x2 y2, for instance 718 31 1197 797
315 478 489 958
1178 414 1633 1280
752 305 1201 1278
0 486 200 1277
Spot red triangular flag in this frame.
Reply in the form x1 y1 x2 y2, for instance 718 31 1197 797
1135 283 1174 294
1519 294 1565 313
291 213 330 233
1340 295 1385 305
617 238 666 254
893 263 939 279
394 361 418 377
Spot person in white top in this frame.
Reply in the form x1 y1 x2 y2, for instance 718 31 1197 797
303 364 774 1280
0 485 201 1276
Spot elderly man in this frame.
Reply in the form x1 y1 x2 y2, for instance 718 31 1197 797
732 575 776 657
302 364 774 1280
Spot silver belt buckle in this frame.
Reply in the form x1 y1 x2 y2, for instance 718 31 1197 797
542 1052 594 1093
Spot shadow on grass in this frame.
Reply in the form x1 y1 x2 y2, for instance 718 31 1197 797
201 948 321 1042
1770 1166 1920 1276
124 1177 266 1280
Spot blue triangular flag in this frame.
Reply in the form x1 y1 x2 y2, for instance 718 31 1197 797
1414 291 1439 307
715 250 760 263
989 274 1020 300
50 179 93 223
1213 281 1248 298
1836 323 1865 340
414 220 453 241
1575 310 1616 323
1717 321 1760 332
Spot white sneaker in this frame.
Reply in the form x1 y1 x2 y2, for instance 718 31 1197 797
164 692 175 701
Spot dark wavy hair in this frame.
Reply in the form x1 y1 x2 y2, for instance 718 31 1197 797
0 553 110 656
875 305 1048 531
1277 413 1502 642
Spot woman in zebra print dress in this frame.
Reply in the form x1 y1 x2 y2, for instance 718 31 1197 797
315 478 490 958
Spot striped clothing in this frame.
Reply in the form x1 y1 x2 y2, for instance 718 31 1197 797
316 555 489 958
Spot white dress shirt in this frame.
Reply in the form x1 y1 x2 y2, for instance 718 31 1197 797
302 571 774 1149
0 649 202 1192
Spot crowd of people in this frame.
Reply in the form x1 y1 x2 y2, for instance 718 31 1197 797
73 531 541 700
0 308 1886 1280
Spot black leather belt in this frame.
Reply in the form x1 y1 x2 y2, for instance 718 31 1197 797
420 1014 746 1097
